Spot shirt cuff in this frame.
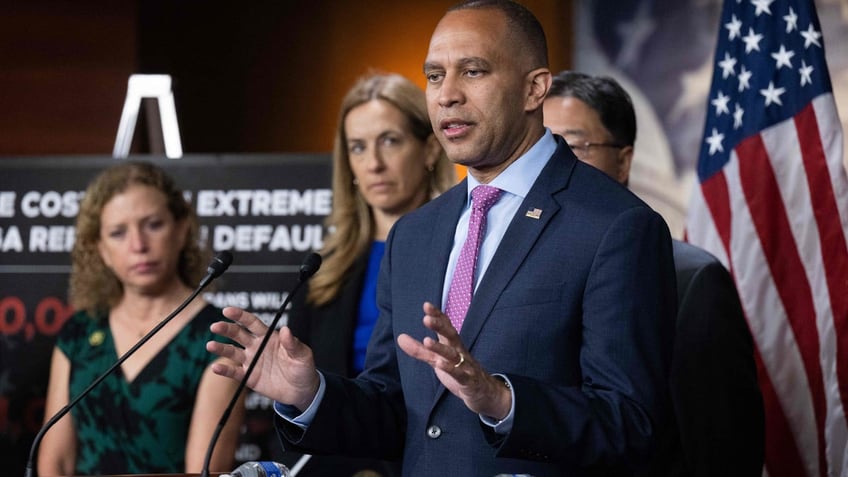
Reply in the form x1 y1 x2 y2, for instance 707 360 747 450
478 373 514 434
273 371 326 430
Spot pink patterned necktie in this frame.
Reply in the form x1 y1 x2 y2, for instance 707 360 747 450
445 185 503 331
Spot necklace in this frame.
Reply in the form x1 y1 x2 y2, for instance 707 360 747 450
111 292 194 340
131 321 156 339
112 312 159 339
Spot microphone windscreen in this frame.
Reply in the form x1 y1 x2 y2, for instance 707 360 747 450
299 252 322 280
207 251 234 279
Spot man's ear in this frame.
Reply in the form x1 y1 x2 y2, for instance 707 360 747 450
424 134 442 170
525 68 552 112
617 145 634 186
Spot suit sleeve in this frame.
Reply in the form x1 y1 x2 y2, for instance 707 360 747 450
486 206 677 470
275 232 407 460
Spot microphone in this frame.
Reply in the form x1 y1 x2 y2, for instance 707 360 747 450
298 252 322 281
201 249 234 288
24 251 234 477
200 252 322 477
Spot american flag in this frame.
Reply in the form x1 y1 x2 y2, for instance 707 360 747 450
686 0 848 475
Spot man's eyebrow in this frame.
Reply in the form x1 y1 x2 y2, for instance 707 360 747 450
456 57 490 69
423 61 442 73
423 57 491 73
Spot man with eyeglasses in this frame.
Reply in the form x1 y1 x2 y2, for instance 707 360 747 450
543 72 632 185
544 70 764 476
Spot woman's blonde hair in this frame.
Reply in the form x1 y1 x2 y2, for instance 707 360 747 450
69 161 207 315
307 73 455 305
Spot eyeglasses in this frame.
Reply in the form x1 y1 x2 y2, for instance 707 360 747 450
566 141 624 156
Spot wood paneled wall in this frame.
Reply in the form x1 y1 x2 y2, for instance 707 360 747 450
0 1 572 156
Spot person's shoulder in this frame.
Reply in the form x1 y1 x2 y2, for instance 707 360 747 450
547 146 646 212
672 240 724 272
672 240 737 298
562 161 656 223
60 309 103 333
397 181 465 225
56 309 105 354
191 303 237 346
191 303 225 327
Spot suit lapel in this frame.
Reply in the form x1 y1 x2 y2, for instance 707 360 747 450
458 146 575 349
420 182 468 394
429 140 577 407
426 181 469 309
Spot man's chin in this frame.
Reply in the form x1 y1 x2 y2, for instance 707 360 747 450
444 149 481 168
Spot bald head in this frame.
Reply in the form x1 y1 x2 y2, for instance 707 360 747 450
448 0 549 70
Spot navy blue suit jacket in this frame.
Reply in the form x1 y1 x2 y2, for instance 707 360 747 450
278 138 677 476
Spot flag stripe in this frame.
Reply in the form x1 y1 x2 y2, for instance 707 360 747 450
760 109 836 458
754 346 808 477
699 170 733 261
760 110 848 475
797 100 848 474
796 103 848 413
684 184 729 267
736 133 828 476
724 151 819 477
811 97 848 236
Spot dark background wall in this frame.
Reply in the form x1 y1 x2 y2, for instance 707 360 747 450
0 0 573 156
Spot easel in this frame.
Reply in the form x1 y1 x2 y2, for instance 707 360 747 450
113 74 183 159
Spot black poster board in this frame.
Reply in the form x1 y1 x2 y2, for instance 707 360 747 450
0 154 332 473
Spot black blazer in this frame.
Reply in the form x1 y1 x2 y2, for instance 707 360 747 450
289 253 368 377
639 240 764 476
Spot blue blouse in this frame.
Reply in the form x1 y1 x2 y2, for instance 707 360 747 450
352 241 385 373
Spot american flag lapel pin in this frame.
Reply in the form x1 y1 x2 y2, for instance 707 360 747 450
525 207 542 219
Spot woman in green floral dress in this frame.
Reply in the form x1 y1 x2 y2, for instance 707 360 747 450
38 161 243 475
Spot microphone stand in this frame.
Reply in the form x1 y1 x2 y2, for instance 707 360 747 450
200 253 321 477
24 251 233 477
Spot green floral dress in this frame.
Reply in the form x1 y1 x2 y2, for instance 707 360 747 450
56 304 229 475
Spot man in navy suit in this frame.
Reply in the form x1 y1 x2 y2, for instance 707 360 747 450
543 70 764 476
208 1 677 475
